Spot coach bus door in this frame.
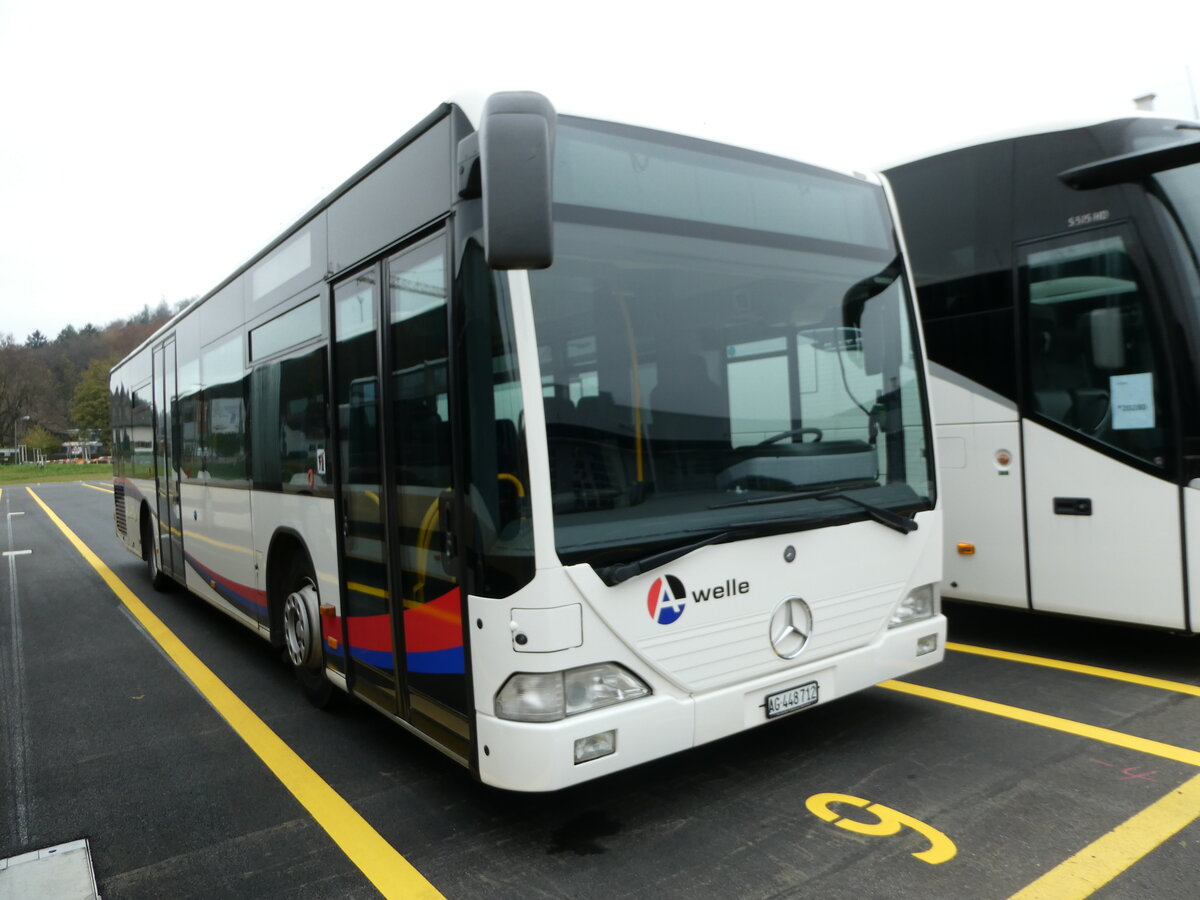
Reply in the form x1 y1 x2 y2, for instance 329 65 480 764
152 338 185 582
1019 226 1186 628
333 232 470 756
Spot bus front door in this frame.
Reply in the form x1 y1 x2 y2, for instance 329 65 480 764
1019 227 1186 628
333 232 470 759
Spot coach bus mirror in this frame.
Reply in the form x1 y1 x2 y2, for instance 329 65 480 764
842 256 902 328
477 91 556 270
1059 135 1200 189
842 256 902 376
859 299 885 376
1089 306 1125 370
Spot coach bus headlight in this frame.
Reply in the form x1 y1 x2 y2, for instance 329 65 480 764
889 584 937 627
495 663 651 722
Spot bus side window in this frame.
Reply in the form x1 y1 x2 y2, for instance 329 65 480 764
1022 231 1169 466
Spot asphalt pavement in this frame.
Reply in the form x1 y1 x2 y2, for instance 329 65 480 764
2 481 1198 899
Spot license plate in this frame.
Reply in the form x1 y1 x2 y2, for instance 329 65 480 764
765 681 819 719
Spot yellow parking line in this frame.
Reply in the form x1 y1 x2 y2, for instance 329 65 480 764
878 680 1200 767
882 679 1200 897
948 642 1200 697
1008 771 1200 900
26 487 444 900
81 482 114 495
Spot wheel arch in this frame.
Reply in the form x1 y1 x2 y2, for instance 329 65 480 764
138 500 154 560
265 527 317 651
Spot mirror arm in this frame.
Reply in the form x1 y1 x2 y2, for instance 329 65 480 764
456 132 481 199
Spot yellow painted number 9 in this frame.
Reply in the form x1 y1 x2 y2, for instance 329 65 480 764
805 792 957 864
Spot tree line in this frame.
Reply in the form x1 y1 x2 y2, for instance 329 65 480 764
1 300 191 458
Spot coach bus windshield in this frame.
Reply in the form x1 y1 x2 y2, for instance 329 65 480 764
527 119 933 573
1154 162 1200 277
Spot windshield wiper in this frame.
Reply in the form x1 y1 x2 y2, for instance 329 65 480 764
596 530 734 586
710 482 917 535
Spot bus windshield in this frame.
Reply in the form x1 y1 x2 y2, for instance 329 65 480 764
529 119 933 570
1155 162 1200 272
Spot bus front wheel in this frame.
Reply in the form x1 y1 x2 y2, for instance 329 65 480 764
282 554 336 708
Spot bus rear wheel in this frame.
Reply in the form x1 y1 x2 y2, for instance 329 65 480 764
282 554 336 708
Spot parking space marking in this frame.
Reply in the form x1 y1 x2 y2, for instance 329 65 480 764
878 680 1200 768
1008 770 1200 899
80 483 113 495
806 793 957 864
2 488 31 845
948 642 1200 697
26 487 444 900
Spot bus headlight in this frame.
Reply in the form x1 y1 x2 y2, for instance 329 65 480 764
889 584 937 627
495 663 651 722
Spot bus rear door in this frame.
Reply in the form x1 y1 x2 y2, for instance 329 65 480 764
152 337 185 582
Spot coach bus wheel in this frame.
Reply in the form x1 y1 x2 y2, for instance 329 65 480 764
141 513 170 592
282 555 336 708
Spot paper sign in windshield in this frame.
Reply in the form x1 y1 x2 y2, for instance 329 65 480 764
1110 372 1155 430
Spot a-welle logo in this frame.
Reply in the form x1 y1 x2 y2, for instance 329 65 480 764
647 575 751 625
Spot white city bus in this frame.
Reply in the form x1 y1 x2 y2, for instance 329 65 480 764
884 116 1200 631
111 91 944 791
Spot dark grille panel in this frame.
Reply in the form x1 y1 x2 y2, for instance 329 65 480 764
114 483 127 537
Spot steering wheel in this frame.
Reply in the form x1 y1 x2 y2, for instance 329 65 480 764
758 426 823 447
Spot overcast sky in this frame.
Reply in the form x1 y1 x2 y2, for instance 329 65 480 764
2 0 1198 343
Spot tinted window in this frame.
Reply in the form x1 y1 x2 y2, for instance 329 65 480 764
201 335 248 484
251 345 330 494
557 119 890 249
130 384 154 478
1022 230 1170 467
887 142 1017 399
459 239 535 597
888 141 1015 314
250 296 321 361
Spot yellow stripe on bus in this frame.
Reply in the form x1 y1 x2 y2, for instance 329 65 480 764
26 486 444 900
1007 772 1200 900
185 528 254 556
947 642 1200 697
347 581 388 600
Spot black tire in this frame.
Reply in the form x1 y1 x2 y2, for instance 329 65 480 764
142 512 170 592
281 553 338 709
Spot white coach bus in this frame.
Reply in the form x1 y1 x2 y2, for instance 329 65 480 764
884 116 1200 631
111 91 944 790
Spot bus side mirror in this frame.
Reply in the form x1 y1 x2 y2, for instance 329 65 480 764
459 91 556 270
842 256 903 376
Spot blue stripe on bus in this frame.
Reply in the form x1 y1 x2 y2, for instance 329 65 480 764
342 646 464 674
347 646 395 670
407 646 464 675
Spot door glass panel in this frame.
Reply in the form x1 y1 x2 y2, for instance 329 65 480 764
333 269 397 708
386 237 464 714
154 340 184 579
1023 231 1170 467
